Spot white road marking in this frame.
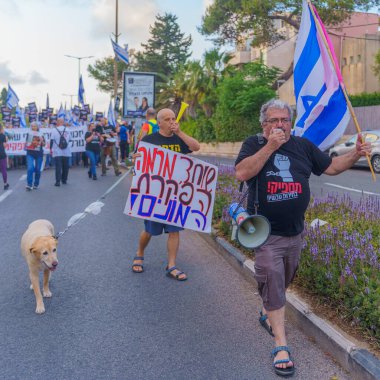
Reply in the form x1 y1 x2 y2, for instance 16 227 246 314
324 182 380 196
0 190 12 202
19 174 27 181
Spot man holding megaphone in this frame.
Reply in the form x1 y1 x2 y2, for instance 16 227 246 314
235 99 371 377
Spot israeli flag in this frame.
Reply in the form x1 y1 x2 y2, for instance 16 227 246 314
78 75 85 105
6 84 19 109
58 104 66 119
16 106 27 128
65 109 72 123
107 100 116 127
293 0 350 151
111 39 129 65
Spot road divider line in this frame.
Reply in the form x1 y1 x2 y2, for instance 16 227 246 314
324 182 380 196
0 190 12 203
99 168 131 200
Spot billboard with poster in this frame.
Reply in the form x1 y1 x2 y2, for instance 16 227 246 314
122 72 155 118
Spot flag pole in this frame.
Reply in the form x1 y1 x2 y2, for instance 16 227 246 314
307 0 376 181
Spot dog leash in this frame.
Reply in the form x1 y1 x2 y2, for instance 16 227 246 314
54 167 132 240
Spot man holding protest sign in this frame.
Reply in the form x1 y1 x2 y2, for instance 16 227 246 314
132 108 200 281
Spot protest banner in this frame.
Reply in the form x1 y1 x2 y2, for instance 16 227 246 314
124 142 218 233
4 125 87 155
28 102 38 113
12 117 20 128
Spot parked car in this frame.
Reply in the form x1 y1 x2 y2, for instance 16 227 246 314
328 131 380 173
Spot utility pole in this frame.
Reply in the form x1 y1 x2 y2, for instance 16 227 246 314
112 0 120 100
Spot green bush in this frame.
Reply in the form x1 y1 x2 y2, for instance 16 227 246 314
213 62 278 142
349 92 380 107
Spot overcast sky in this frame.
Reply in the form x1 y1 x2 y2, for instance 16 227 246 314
0 0 214 113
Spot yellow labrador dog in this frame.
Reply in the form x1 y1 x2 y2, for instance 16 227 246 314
21 219 58 314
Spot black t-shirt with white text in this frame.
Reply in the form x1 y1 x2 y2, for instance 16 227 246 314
142 132 192 155
99 125 116 146
85 131 101 153
235 135 332 236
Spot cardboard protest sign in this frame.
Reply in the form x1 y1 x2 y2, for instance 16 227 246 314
124 142 218 233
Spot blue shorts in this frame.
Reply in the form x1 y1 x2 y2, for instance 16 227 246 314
144 220 183 236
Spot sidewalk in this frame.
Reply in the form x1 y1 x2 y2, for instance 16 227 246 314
197 231 380 380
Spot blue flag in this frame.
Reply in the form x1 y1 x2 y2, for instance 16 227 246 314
111 39 129 65
6 84 19 109
16 106 27 128
78 75 85 105
107 100 116 127
293 0 350 151
58 104 66 119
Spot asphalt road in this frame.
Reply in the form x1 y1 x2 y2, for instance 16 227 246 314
0 162 355 379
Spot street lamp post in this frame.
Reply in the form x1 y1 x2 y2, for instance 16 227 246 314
64 54 94 85
62 94 77 109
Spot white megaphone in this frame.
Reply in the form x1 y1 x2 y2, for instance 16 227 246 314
229 203 271 249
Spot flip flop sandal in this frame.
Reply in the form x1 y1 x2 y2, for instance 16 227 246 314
166 266 187 281
272 346 295 377
132 256 144 273
259 310 275 337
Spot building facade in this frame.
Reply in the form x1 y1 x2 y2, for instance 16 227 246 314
229 12 380 106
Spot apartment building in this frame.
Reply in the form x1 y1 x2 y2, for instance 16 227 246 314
229 12 380 106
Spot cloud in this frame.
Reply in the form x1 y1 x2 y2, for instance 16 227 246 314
90 0 159 48
0 61 26 84
29 70 49 85
0 0 20 16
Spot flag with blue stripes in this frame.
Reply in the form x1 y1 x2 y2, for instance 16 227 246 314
293 0 350 151
108 100 116 127
6 84 19 109
58 104 66 119
111 39 129 65
16 106 27 128
78 75 85 105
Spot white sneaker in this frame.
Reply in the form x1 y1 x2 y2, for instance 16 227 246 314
26 186 32 191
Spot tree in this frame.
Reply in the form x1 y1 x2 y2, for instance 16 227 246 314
200 0 377 82
87 57 129 97
0 88 7 106
135 13 192 80
213 62 279 142
374 50 380 81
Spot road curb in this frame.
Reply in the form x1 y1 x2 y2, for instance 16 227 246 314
198 232 380 380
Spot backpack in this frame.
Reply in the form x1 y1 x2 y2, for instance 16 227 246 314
56 127 68 149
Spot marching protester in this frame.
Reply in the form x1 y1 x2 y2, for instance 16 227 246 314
25 122 45 191
128 120 135 156
118 120 130 164
50 117 72 187
0 125 9 190
85 122 103 180
136 108 158 144
98 117 121 177
131 108 200 280
235 99 372 377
